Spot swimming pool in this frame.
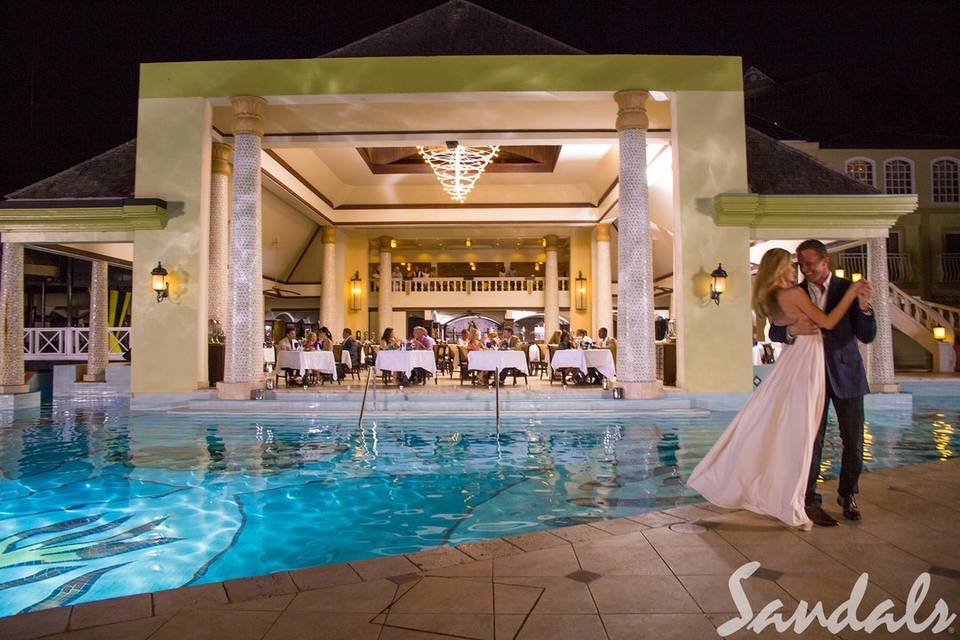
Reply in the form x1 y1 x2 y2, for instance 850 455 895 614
0 396 956 616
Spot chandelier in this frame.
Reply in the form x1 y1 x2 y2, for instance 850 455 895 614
417 142 499 203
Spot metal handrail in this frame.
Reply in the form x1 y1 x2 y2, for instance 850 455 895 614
358 365 372 427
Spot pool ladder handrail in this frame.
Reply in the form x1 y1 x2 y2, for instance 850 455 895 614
494 365 501 434
358 365 373 427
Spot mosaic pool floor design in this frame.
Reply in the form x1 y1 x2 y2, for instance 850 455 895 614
0 397 956 616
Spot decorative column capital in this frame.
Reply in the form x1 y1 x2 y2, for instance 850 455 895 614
211 142 233 176
321 226 337 244
230 95 266 137
614 90 650 132
596 223 612 242
544 234 559 251
378 236 394 251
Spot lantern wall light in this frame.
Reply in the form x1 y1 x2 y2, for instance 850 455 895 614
834 268 846 279
709 263 727 306
575 271 587 311
349 270 362 312
151 261 169 303
933 325 947 342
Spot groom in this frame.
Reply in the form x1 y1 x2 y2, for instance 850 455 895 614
769 239 876 526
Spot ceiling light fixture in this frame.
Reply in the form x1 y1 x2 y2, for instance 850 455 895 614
418 141 499 203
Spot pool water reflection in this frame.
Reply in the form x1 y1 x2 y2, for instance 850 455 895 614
0 396 956 616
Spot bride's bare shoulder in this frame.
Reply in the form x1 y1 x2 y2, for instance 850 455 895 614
775 286 803 301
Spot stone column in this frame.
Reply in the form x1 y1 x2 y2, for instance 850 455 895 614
595 223 614 337
0 243 27 393
614 90 660 398
221 95 266 395
867 237 899 392
83 260 109 382
208 142 232 330
378 237 393 337
320 226 337 331
544 234 559 341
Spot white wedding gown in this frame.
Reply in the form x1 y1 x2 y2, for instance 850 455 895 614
687 332 825 528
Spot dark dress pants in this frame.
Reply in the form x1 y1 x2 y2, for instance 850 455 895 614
805 390 865 505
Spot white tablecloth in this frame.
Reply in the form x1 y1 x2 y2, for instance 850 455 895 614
263 348 276 363
468 350 529 375
375 350 437 377
276 350 338 379
551 349 616 379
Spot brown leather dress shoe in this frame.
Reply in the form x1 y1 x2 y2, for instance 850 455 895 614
805 504 839 527
838 495 861 521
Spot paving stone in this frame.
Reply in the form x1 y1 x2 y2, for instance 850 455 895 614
493 546 581 577
548 524 612 544
68 594 151 630
588 576 702 614
502 531 569 552
351 556 420 581
152 583 228 617
222 572 297 603
389 577 493 614
0 607 71 640
287 578 397 613
385 613 494 640
456 538 523 561
587 517 649 536
406 546 472 571
289 563 361 591
44 615 169 640
149 609 279 640
263 611 381 640
514 614 607 640
602 613 719 640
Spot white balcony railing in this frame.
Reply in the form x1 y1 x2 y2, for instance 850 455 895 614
370 276 570 294
23 327 130 361
941 253 960 283
836 252 913 282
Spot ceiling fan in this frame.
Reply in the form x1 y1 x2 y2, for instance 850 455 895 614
263 285 301 298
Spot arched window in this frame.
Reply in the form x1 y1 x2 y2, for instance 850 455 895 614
932 157 960 203
883 158 915 194
845 157 875 186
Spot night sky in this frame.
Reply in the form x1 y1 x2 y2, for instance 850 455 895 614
1 0 958 197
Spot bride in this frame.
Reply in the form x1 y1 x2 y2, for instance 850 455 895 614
686 248 866 530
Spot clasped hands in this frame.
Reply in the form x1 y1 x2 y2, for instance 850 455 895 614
787 280 873 337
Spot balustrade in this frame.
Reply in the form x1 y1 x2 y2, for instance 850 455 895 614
369 276 570 294
838 252 913 282
23 327 130 361
941 253 960 283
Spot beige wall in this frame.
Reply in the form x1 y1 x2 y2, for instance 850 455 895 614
569 227 592 334
341 231 369 336
671 91 753 392
131 97 212 393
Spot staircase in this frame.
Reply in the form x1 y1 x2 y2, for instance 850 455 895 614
888 283 958 372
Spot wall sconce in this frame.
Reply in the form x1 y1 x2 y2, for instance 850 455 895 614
575 271 587 310
349 270 362 312
465 238 472 248
851 272 862 283
469 261 476 271
151 261 169 303
390 238 397 249
709 263 727 306
534 262 540 271
541 237 547 247
933 325 946 342
834 268 846 279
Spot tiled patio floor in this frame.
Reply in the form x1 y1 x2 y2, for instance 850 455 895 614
2 459 957 639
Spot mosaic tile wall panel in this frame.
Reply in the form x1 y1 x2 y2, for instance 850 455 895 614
225 133 263 383
867 237 896 386
0 243 24 387
86 261 109 378
595 235 613 335
320 239 336 331
616 128 657 384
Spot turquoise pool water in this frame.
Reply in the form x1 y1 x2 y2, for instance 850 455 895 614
0 396 956 616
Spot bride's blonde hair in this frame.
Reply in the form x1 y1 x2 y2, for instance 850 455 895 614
753 248 794 317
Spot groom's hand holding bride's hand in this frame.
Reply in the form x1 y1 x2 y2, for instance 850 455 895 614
855 279 873 311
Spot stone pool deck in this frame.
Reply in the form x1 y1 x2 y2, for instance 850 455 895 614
1 459 958 640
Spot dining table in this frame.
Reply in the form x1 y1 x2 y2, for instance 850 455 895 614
550 348 615 380
374 349 437 378
467 350 529 375
276 350 338 380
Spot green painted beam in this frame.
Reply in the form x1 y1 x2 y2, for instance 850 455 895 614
0 201 166 232
714 193 918 229
139 55 743 98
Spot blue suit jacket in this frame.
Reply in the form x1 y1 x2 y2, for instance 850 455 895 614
768 277 876 398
